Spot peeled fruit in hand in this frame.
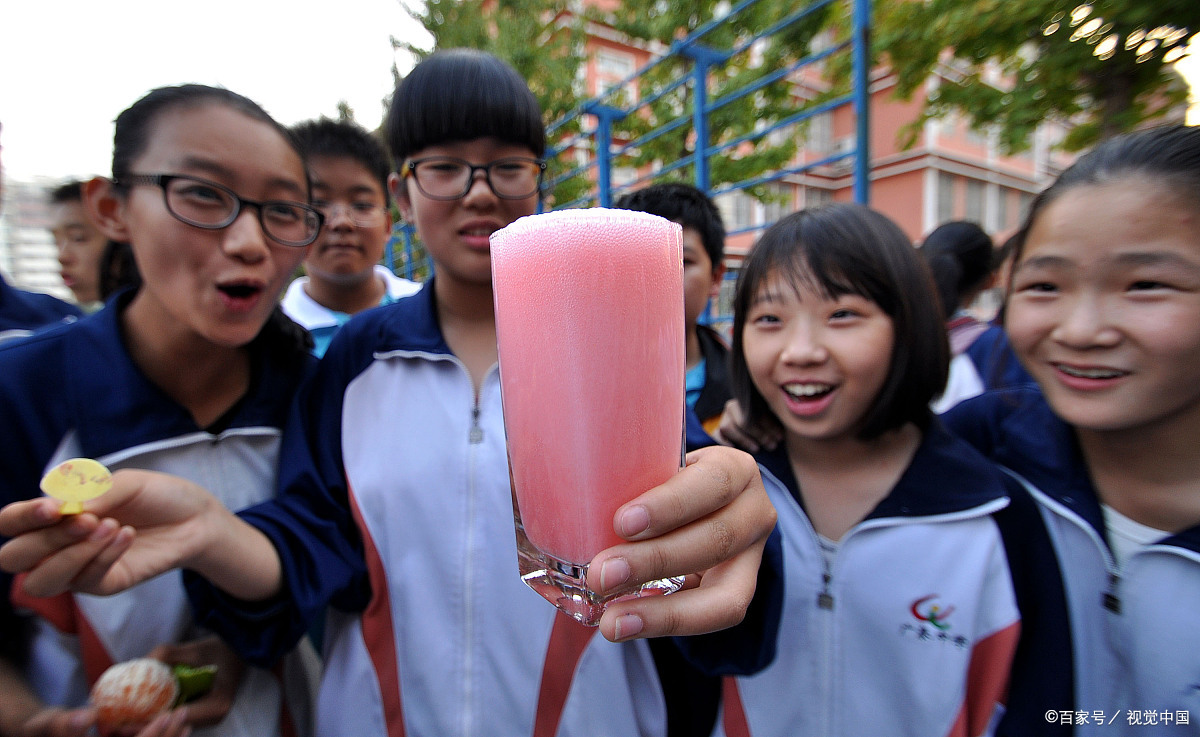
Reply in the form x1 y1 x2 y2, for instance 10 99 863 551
91 658 177 728
90 658 217 729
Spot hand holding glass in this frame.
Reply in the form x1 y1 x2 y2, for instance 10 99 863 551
490 208 685 625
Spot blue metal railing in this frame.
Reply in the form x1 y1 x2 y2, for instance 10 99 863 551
387 0 872 284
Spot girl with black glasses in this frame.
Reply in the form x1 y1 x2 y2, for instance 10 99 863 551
0 84 320 737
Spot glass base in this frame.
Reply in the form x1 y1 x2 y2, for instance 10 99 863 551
516 534 685 627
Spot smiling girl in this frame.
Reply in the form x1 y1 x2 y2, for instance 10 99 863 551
717 204 1070 736
945 124 1200 736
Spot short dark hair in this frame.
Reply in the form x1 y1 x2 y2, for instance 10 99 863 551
49 180 84 204
920 220 993 320
384 49 545 167
1008 124 1200 285
99 240 141 300
290 118 390 197
730 203 949 441
613 182 726 269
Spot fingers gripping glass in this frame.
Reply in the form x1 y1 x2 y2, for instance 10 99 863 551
118 174 324 247
403 156 546 200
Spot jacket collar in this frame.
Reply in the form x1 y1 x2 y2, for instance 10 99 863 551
62 290 310 458
990 388 1200 553
693 324 732 422
366 278 454 355
756 419 1009 520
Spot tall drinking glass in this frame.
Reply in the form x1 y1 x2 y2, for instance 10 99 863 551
490 208 686 626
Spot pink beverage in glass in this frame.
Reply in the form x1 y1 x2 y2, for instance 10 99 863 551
491 208 685 625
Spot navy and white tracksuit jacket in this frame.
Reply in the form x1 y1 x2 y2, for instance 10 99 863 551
0 294 317 737
186 281 671 737
946 388 1200 735
717 421 1073 737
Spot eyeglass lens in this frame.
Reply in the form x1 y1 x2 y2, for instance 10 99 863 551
164 176 319 245
314 201 386 227
411 158 541 199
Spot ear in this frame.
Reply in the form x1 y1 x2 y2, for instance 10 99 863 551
388 172 412 223
83 177 132 243
709 262 727 300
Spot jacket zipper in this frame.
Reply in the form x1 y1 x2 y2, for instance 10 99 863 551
469 402 484 444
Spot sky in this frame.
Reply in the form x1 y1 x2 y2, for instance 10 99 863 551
1 4 1197 184
1 0 431 182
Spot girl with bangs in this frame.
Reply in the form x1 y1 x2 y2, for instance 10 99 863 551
716 204 1070 736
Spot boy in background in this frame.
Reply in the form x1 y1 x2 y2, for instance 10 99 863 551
282 118 419 356
614 181 733 733
48 181 108 309
615 182 729 435
0 122 82 342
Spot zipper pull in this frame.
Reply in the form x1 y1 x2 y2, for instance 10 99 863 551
1102 571 1121 613
469 405 484 444
817 572 834 610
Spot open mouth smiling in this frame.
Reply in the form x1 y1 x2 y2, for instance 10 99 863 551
1053 363 1127 380
783 383 834 399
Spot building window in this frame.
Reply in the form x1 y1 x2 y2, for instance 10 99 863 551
965 125 989 148
716 190 755 231
937 172 956 222
761 182 792 224
612 166 638 188
765 121 793 148
594 48 637 101
937 115 959 140
805 186 833 208
965 179 986 224
808 112 833 154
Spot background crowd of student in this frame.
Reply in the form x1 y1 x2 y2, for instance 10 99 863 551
0 50 774 737
1 45 1198 737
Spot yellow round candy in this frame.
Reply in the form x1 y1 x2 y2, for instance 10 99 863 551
40 458 113 514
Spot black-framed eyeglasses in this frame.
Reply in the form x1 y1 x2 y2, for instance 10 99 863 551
402 156 545 201
312 200 388 228
116 173 324 247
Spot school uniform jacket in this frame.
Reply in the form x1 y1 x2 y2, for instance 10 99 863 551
0 293 317 737
692 324 732 433
186 281 669 737
946 388 1200 736
0 272 82 344
279 266 421 357
719 421 1073 737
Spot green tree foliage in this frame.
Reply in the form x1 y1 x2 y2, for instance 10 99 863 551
876 0 1197 153
592 0 832 202
395 0 838 208
393 0 590 208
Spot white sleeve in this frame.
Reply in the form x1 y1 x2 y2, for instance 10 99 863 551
932 353 985 414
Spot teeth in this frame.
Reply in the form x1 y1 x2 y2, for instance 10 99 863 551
464 229 492 236
1059 365 1123 379
783 383 832 398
